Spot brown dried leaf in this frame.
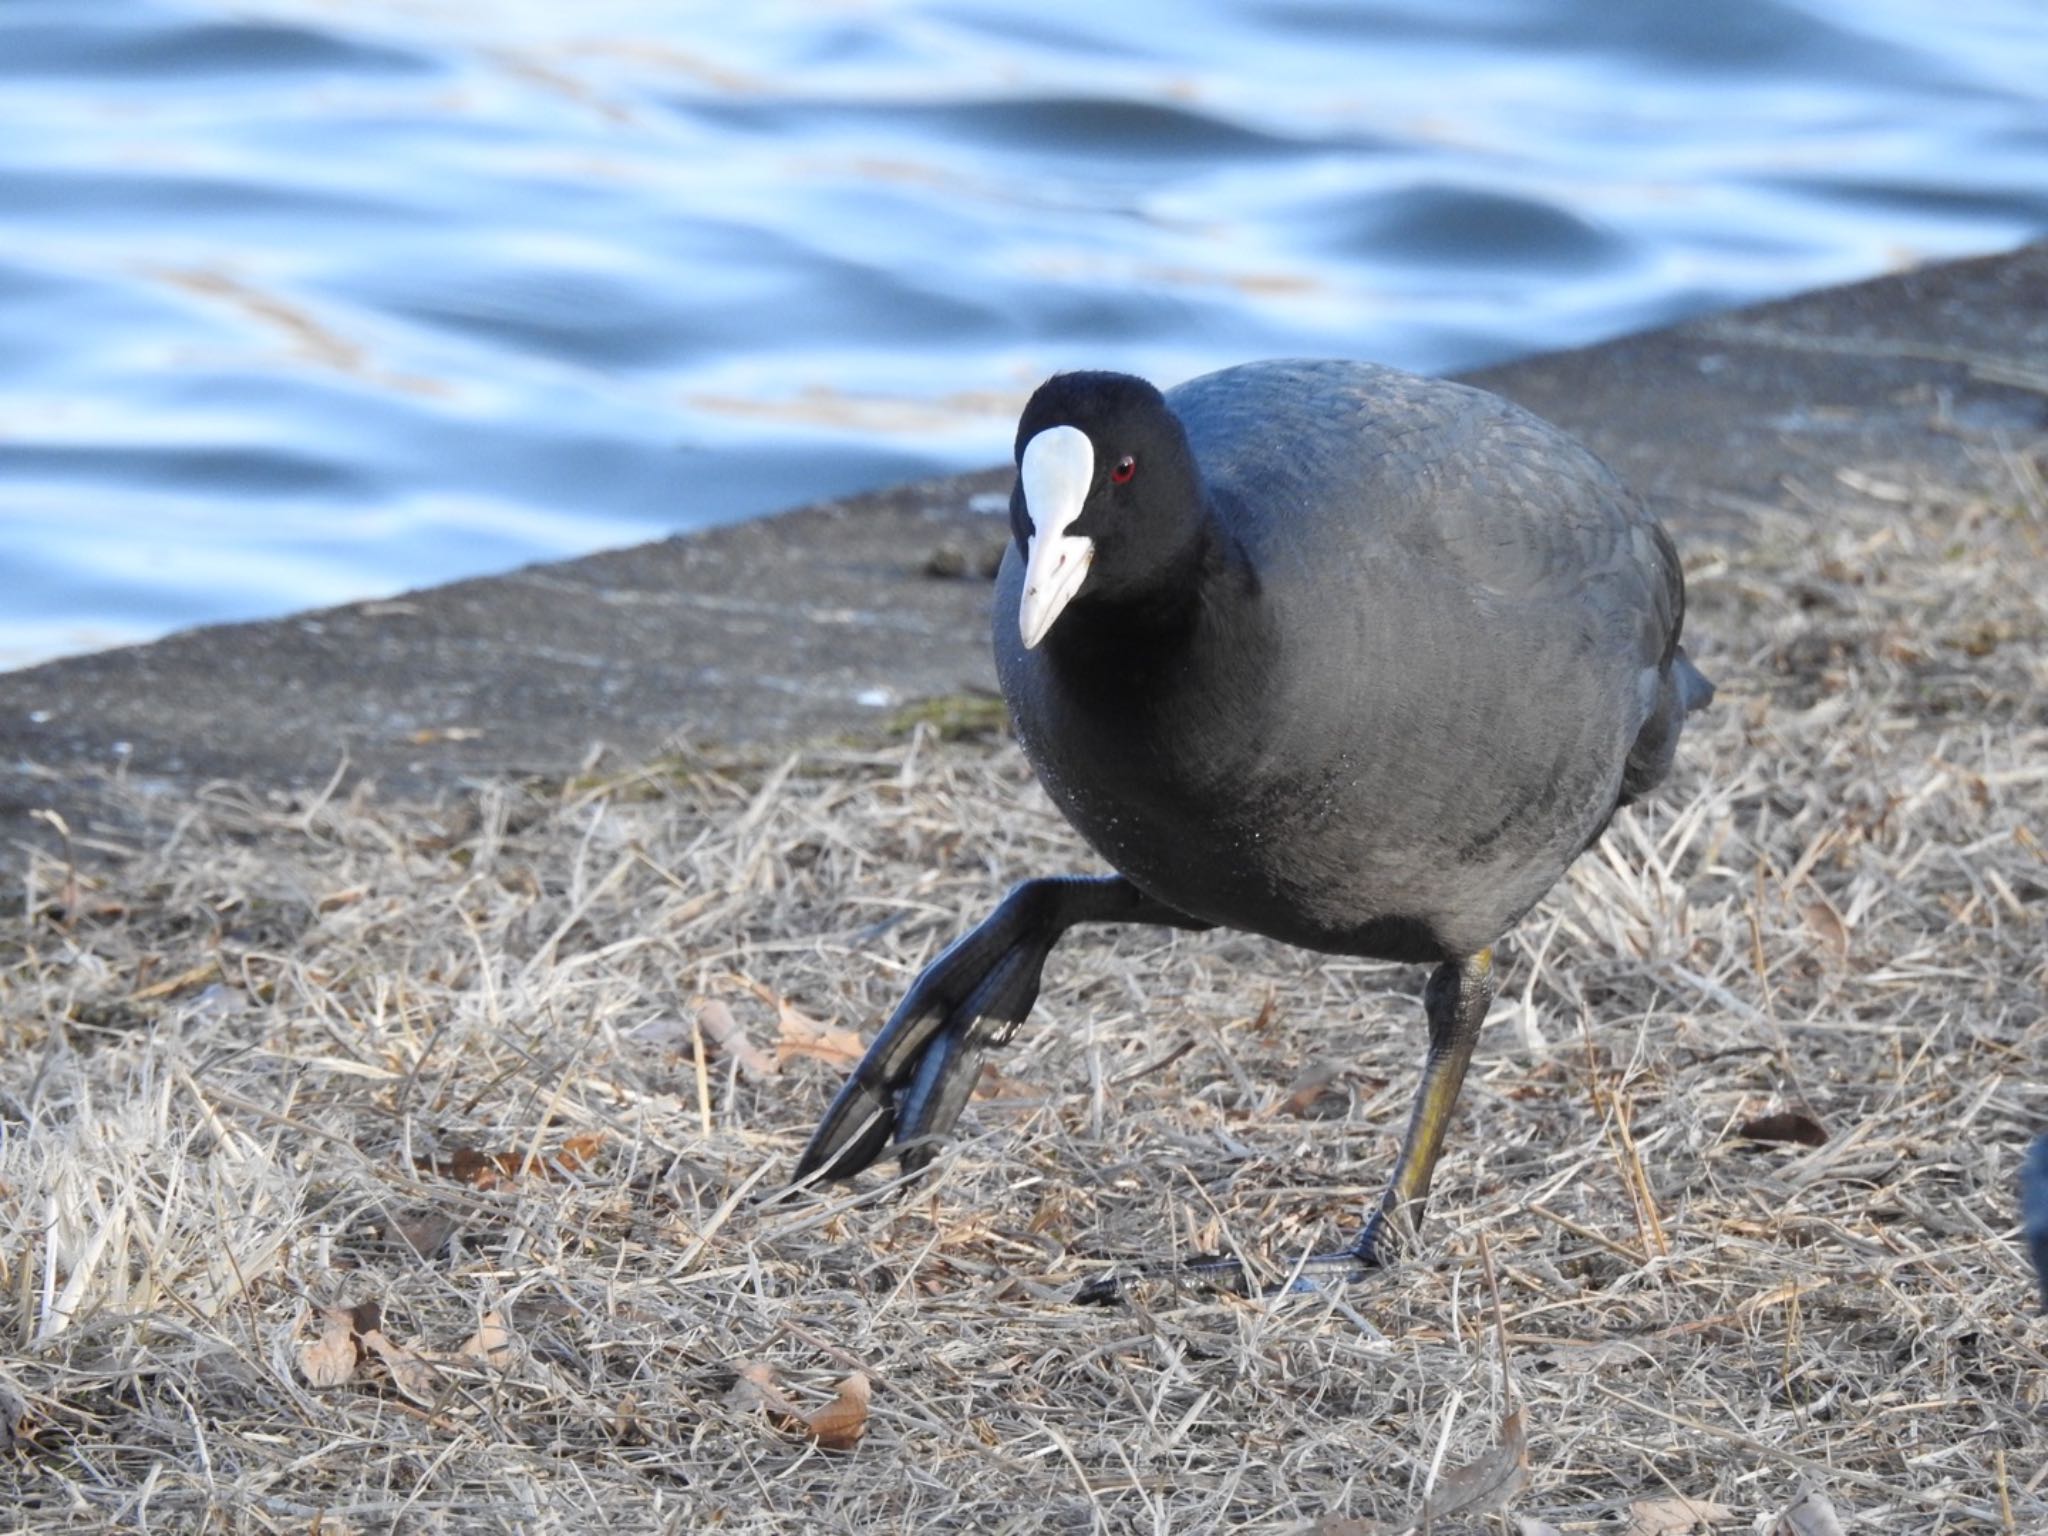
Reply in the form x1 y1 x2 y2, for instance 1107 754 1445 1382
1422 1404 1529 1523
726 1363 871 1450
297 1307 362 1389
1626 1495 1737 1534
1801 898 1849 960
363 1328 444 1406
1275 1060 1343 1118
802 1372 871 1451
387 1208 458 1258
553 1131 606 1172
423 1145 510 1189
1248 992 1279 1034
1737 1111 1829 1148
1770 1488 1846 1536
696 998 779 1081
775 1005 866 1069
726 1360 802 1420
459 1310 520 1370
418 1132 606 1188
972 1064 1042 1102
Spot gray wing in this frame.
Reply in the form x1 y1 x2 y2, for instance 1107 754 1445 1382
1169 359 1683 699
1171 360 1679 708
1164 361 1691 946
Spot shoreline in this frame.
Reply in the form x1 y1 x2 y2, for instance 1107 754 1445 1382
3 239 2045 863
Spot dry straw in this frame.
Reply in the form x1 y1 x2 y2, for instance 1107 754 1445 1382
3 453 2043 1532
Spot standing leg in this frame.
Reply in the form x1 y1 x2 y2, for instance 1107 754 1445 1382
1074 949 1495 1303
1345 947 1496 1266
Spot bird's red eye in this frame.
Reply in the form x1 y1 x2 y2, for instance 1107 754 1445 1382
1110 455 1137 485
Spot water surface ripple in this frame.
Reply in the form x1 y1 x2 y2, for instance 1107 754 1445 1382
3 0 2044 665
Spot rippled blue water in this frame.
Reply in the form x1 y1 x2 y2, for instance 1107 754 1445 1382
3 0 2044 667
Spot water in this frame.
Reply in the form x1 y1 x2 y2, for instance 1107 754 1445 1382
3 0 2044 669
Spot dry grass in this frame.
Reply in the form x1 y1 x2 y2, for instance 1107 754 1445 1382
3 455 2045 1533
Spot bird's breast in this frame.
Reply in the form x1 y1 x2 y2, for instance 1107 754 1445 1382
1007 638 1463 957
992 516 1642 961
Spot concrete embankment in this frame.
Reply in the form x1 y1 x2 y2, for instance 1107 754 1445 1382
3 240 2044 861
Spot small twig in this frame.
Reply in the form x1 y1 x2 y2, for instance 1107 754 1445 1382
1111 1037 1195 1086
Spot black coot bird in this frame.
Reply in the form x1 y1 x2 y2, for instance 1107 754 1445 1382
795 359 1713 1300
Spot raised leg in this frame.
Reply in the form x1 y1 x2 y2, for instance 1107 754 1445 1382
1074 948 1496 1303
791 875 1209 1185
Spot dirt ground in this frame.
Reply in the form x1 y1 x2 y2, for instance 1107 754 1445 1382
3 451 2044 1532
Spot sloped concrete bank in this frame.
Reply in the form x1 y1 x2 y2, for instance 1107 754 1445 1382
3 240 2044 863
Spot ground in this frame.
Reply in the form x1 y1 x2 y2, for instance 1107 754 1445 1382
2 452 2043 1532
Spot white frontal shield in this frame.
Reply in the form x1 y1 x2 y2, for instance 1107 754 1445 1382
1017 424 1095 648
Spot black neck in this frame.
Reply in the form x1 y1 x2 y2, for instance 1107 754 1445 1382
1043 515 1262 683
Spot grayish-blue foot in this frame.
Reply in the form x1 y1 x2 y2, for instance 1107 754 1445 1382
791 875 1207 1185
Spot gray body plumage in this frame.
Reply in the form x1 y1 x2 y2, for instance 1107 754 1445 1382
996 360 1705 961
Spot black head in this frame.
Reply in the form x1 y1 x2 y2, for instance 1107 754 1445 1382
1008 371 1208 648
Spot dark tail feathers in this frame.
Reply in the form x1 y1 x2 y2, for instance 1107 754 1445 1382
1674 645 1715 714
1618 644 1715 804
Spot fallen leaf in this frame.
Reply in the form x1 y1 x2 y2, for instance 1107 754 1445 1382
425 1145 510 1190
385 1207 458 1258
1800 899 1849 961
695 999 779 1081
419 1133 606 1188
1423 1404 1529 1524
726 1360 803 1420
1770 1487 1846 1536
1249 992 1279 1034
1737 1111 1829 1148
727 1362 871 1450
775 1005 865 1069
1627 1495 1737 1534
459 1311 520 1370
1275 1061 1344 1118
298 1308 361 1388
362 1328 444 1406
802 1372 871 1451
973 1064 1042 1102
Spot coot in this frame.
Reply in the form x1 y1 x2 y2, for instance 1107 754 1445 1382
794 360 1713 1300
